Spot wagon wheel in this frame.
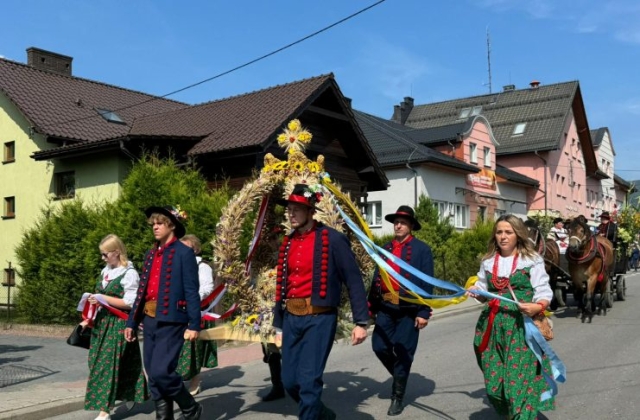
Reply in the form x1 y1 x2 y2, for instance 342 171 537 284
604 277 614 309
615 275 627 301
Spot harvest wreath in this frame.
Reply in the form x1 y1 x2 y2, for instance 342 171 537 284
207 119 374 343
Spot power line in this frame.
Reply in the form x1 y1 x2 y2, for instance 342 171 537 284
43 0 388 130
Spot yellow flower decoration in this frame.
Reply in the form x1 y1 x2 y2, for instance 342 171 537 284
231 316 241 327
246 314 259 325
307 162 320 173
293 162 304 172
277 119 313 155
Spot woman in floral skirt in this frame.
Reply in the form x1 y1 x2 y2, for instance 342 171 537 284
176 234 217 395
467 215 554 419
81 234 148 420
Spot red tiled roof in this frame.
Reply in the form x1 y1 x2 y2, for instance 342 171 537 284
130 74 334 155
0 57 187 142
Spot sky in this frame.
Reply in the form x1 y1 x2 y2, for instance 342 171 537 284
2 0 640 180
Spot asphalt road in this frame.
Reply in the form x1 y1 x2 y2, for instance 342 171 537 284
6 271 640 419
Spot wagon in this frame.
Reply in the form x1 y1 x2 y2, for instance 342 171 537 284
603 240 628 308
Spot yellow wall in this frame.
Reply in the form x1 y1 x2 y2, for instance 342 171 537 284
0 93 130 293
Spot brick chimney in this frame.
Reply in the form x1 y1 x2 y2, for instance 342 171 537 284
391 96 414 125
26 47 73 76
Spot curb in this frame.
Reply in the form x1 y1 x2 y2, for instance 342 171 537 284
0 396 84 420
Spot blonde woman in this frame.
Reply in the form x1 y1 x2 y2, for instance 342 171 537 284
82 234 148 420
467 215 554 419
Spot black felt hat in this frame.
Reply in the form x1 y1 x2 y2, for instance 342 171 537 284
144 206 187 238
384 205 421 231
599 211 611 220
553 217 564 224
275 184 323 210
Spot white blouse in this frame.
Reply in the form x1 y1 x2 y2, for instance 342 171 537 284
475 254 553 302
100 261 139 307
196 256 214 300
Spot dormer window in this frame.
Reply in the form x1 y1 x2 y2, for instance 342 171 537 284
459 108 471 119
513 123 527 136
471 106 482 116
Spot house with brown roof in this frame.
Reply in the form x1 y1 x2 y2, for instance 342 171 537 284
0 47 387 290
355 110 539 234
390 80 634 222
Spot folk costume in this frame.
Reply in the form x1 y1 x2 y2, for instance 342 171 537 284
547 218 568 255
85 262 148 413
368 205 434 416
125 206 202 420
177 257 218 382
473 253 554 419
273 185 369 420
597 211 618 245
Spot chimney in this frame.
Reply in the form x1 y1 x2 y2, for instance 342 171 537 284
26 47 73 76
503 84 516 92
391 96 414 125
529 80 540 89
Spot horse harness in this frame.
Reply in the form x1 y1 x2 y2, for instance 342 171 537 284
565 235 608 282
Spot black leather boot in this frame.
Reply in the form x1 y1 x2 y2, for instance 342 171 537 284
155 398 175 420
173 386 202 420
262 355 285 402
387 376 408 416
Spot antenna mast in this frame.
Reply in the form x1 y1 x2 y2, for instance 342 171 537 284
486 27 492 94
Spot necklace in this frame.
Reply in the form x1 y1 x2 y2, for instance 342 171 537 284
490 252 518 291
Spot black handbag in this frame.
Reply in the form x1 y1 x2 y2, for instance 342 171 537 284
67 324 92 349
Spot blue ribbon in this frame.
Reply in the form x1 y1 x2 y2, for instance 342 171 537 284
334 202 566 400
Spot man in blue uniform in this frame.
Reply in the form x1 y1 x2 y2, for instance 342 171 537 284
273 184 369 420
124 206 202 420
368 205 434 416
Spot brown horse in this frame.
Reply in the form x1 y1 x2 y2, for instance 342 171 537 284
526 221 561 305
566 215 614 323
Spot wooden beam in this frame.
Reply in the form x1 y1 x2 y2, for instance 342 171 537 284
306 105 350 122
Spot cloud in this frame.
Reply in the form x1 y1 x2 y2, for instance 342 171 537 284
478 0 640 44
355 38 431 101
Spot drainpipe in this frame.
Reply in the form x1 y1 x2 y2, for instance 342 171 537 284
406 147 419 208
119 139 138 161
534 150 547 218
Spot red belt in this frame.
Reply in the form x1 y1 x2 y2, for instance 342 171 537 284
478 299 500 353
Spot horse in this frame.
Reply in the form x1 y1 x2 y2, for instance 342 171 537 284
525 220 562 307
566 215 614 323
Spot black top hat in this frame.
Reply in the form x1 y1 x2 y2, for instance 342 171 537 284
144 206 187 238
553 217 564 225
276 184 323 210
384 205 421 231
599 211 611 220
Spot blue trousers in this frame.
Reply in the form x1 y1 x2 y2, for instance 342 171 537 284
372 303 420 379
281 311 337 420
143 316 187 401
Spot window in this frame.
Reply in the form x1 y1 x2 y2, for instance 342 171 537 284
96 108 126 124
477 206 486 221
458 108 471 119
434 201 469 228
55 171 76 199
470 143 477 164
3 141 15 163
483 147 491 167
556 174 561 197
494 209 506 220
3 196 15 219
471 106 482 116
513 123 527 136
561 176 566 198
365 201 382 227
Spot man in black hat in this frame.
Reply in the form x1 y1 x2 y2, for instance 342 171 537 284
368 205 434 416
273 184 369 420
597 211 618 245
548 217 568 254
125 206 202 420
